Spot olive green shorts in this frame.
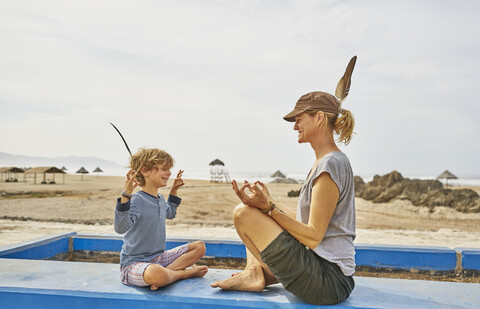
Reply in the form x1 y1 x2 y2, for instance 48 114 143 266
260 230 354 305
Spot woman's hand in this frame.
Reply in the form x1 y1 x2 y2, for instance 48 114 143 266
254 181 274 203
231 180 270 211
124 170 139 194
170 170 184 196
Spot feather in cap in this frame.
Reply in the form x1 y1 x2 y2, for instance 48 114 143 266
335 56 357 103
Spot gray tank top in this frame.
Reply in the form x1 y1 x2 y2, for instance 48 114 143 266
297 151 356 276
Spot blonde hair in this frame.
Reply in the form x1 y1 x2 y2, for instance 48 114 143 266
129 148 174 187
306 109 355 145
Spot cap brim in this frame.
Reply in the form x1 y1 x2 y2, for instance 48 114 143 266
283 108 306 122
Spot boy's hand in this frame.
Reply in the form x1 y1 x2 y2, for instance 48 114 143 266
170 170 184 196
124 170 139 193
120 170 138 203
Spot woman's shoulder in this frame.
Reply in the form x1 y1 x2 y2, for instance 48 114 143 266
319 151 350 170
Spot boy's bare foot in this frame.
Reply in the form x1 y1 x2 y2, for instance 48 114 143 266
150 285 158 291
185 265 208 279
211 266 265 292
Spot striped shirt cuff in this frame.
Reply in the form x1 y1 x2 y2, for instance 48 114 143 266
116 198 130 212
168 194 181 205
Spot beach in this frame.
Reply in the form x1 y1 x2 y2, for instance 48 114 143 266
1 174 480 249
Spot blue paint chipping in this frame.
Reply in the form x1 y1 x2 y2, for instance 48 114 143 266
456 247 480 271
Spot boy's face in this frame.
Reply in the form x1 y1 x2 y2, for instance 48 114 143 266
145 161 171 188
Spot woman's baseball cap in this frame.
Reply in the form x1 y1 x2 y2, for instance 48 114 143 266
283 56 357 122
283 91 340 122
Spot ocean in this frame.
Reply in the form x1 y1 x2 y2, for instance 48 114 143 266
100 168 480 187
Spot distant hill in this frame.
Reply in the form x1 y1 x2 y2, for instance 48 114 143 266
0 152 127 176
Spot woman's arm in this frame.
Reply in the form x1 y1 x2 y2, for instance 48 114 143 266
270 172 339 249
232 174 338 249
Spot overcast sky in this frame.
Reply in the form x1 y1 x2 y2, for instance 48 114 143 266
1 0 479 178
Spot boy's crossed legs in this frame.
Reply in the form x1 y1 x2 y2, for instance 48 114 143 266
122 241 208 290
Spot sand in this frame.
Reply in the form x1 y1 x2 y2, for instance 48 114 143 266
1 174 480 249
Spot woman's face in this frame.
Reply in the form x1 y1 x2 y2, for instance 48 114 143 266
294 112 317 143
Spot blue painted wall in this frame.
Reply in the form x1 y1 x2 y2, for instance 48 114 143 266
355 244 457 271
1 234 475 272
0 232 75 260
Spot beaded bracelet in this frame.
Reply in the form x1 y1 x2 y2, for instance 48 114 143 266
121 190 133 200
262 201 276 214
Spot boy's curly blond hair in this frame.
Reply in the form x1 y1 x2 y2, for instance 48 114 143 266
129 148 174 187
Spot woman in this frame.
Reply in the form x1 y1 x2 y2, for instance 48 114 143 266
211 56 358 305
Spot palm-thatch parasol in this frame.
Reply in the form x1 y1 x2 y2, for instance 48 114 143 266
76 167 89 181
436 170 457 188
93 167 103 177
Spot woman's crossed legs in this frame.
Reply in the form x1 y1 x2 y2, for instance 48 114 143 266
211 204 283 291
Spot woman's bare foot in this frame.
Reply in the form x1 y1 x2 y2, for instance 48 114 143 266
211 266 266 292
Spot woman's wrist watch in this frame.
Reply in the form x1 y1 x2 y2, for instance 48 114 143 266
121 191 133 200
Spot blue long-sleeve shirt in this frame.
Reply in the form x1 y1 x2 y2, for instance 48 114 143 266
114 190 181 266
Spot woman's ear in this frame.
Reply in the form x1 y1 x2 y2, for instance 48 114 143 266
315 111 325 126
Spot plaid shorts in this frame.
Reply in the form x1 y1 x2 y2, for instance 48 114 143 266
120 243 189 287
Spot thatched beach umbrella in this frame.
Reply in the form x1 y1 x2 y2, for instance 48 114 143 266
76 167 89 181
271 170 286 178
437 170 457 188
93 167 103 177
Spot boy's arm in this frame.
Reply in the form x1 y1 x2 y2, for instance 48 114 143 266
114 170 140 234
114 198 131 234
165 170 184 219
114 196 142 233
165 195 181 219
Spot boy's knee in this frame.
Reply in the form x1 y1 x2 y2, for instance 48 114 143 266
144 264 169 287
190 241 206 257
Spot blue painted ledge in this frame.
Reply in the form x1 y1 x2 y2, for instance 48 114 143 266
0 258 479 308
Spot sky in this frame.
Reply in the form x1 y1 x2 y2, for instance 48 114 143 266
1 0 479 178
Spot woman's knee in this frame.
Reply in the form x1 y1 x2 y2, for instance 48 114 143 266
233 203 258 224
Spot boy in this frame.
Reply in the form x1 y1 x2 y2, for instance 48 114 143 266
114 148 208 290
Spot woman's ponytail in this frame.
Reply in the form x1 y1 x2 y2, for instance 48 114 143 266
334 108 355 145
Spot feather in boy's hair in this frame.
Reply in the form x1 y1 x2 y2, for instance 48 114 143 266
129 148 174 187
